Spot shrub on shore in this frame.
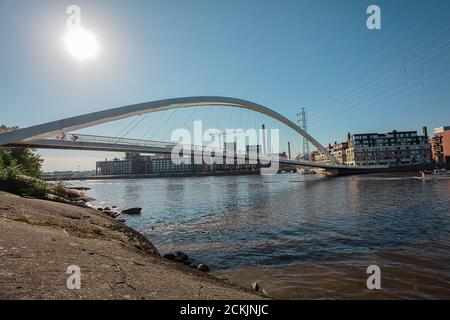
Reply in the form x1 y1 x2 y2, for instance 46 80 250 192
0 125 90 203
0 125 43 178
0 124 48 198
0 164 48 198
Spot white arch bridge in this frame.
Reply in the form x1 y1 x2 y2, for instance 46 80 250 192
0 96 387 175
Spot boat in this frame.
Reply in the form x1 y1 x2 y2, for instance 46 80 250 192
414 169 450 180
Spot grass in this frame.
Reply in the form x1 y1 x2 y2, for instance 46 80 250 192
14 215 32 223
89 227 103 235
14 215 106 236
13 215 65 228
131 240 143 250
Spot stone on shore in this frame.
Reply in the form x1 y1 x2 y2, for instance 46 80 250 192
103 210 119 218
121 207 142 215
174 251 189 263
197 264 210 272
162 253 176 261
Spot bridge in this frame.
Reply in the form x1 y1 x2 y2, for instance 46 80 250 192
0 96 387 175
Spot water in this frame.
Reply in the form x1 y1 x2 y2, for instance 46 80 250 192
68 173 450 299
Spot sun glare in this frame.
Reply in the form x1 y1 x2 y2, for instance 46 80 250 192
64 27 99 61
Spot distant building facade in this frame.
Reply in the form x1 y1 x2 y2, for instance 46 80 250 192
95 153 154 175
41 170 96 180
315 142 348 165
314 128 432 166
431 126 450 164
95 148 262 176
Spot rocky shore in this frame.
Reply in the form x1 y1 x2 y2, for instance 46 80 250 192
95 205 213 273
0 191 262 299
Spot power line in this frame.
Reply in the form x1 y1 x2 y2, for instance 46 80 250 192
316 62 450 126
310 19 450 117
312 56 450 125
309 39 450 121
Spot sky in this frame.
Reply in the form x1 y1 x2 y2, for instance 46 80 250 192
0 0 449 171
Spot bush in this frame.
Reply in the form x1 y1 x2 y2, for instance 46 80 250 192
0 124 46 198
52 181 69 198
0 164 48 199
0 125 43 178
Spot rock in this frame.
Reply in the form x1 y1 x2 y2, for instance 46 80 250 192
104 207 111 211
252 282 260 291
112 206 117 209
261 289 269 296
216 274 229 281
70 187 90 191
184 260 192 266
162 253 176 261
97 207 103 211
197 264 210 272
21 196 36 200
117 219 126 223
121 207 142 215
60 212 81 220
72 201 89 208
103 210 117 218
174 251 189 263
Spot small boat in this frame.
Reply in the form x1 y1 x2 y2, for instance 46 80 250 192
415 169 450 180
432 169 448 175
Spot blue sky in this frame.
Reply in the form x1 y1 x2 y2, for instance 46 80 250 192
0 0 449 170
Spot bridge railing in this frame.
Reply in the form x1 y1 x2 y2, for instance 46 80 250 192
62 133 176 148
40 133 390 169
48 133 253 157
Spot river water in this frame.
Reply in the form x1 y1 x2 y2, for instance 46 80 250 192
69 173 450 299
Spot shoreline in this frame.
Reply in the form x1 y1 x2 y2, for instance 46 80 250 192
42 170 262 181
42 163 450 181
0 191 263 299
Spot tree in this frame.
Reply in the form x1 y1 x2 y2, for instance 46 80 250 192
0 125 43 177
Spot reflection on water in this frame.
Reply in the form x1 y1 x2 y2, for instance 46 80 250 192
69 173 450 299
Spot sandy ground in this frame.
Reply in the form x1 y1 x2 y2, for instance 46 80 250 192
0 191 261 299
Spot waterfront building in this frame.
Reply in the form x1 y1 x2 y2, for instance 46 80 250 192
314 128 432 166
431 126 450 164
246 145 261 160
314 142 348 165
151 157 202 173
95 147 262 176
41 170 96 180
95 153 154 175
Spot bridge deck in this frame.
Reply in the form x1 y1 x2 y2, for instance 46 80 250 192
3 133 387 171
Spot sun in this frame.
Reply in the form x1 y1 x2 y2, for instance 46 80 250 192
64 26 99 61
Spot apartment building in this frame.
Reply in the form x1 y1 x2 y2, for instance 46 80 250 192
314 128 432 166
431 126 450 164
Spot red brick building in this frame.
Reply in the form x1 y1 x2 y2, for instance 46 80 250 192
431 126 450 164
